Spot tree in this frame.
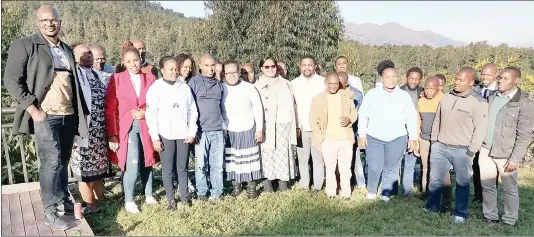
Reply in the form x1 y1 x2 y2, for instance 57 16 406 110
203 0 344 78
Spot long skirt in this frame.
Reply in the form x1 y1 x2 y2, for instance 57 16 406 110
225 127 263 183
260 122 296 181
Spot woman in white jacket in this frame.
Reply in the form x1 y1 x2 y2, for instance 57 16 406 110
145 56 198 210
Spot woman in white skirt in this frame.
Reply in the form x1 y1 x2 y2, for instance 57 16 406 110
221 60 264 198
254 57 299 192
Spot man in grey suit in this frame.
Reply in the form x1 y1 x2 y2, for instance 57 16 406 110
3 5 89 230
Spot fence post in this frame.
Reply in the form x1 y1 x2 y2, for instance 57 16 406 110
1 131 14 184
18 136 29 183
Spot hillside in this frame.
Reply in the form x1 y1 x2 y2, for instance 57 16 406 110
344 22 466 47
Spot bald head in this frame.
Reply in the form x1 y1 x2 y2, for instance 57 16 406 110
424 76 440 99
425 75 440 86
337 71 349 88
325 72 340 94
89 44 107 71
199 54 215 78
130 40 146 63
36 6 61 39
481 63 498 87
73 44 93 68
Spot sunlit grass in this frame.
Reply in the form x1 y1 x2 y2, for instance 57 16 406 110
80 166 534 236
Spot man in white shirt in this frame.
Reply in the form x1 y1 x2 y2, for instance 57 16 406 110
335 56 364 95
291 55 326 192
472 63 498 203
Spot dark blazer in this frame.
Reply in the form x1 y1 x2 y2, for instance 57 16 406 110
3 32 89 136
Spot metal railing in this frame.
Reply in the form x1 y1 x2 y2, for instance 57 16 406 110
1 107 79 185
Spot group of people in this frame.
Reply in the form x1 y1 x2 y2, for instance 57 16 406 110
3 5 533 231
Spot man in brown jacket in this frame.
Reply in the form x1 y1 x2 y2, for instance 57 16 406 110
309 72 358 198
3 6 89 230
425 67 489 224
479 67 534 226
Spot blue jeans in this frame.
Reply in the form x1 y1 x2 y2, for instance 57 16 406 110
366 135 408 197
123 120 154 202
426 142 472 218
400 152 418 196
33 115 76 214
194 131 225 198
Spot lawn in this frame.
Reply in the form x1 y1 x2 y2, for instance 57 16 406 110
80 166 534 236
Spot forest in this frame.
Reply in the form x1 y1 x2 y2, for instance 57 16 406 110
1 0 534 184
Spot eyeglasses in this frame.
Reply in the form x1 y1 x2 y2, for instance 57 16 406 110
263 65 276 69
224 71 239 76
39 19 60 25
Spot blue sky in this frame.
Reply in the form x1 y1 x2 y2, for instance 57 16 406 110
157 1 534 47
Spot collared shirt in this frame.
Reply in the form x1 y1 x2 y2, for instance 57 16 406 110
46 39 71 70
291 73 326 131
496 87 518 99
480 81 497 99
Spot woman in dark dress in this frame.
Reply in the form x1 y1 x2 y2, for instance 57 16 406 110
70 44 109 213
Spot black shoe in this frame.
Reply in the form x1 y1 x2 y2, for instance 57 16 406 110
231 182 242 197
44 212 69 230
440 206 451 214
180 199 193 207
263 180 274 193
167 200 177 211
502 222 515 227
197 195 208 201
483 218 500 224
247 181 258 199
57 202 75 215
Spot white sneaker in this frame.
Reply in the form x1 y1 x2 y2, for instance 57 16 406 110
454 216 465 223
145 196 158 205
380 195 390 202
366 193 377 200
124 202 140 214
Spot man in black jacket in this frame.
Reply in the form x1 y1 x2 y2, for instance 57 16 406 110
3 5 89 230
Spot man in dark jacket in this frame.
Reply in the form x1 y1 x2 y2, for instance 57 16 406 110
3 5 89 230
399 67 424 195
187 54 226 200
478 67 534 226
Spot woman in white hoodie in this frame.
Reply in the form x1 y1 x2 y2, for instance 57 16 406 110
145 56 198 210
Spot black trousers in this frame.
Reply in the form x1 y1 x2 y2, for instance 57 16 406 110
472 152 483 202
160 137 190 202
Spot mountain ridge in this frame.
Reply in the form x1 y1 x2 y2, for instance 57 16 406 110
343 22 467 47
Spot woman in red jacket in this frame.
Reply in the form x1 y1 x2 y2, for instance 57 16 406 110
105 46 159 214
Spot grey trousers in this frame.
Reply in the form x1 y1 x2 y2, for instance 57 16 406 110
296 131 324 190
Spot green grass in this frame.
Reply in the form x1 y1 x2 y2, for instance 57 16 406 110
79 167 534 236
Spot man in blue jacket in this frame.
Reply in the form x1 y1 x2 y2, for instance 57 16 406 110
188 54 226 200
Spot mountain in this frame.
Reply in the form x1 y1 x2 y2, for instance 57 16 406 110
344 22 467 47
